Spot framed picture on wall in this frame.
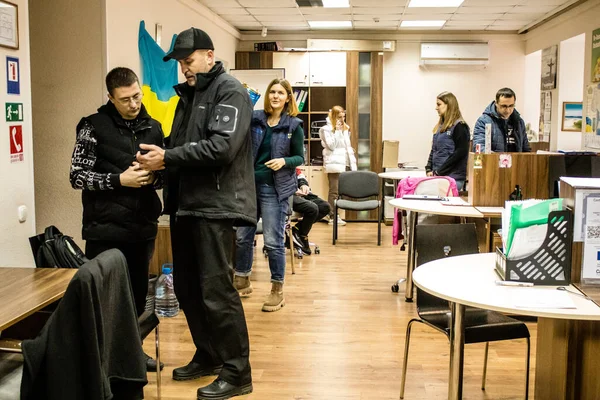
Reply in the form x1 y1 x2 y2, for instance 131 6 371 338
561 102 583 132
0 1 18 50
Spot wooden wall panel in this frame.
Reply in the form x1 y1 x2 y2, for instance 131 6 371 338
370 52 383 174
149 225 172 276
346 51 359 152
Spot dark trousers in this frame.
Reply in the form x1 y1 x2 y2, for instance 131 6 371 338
85 239 155 317
171 216 251 386
293 194 331 237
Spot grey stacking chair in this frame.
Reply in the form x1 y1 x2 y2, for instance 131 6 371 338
333 171 381 246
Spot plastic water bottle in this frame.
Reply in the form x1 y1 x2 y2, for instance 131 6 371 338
154 264 179 317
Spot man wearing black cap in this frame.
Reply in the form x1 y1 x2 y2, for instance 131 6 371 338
137 28 256 399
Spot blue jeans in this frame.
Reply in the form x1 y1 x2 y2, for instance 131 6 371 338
454 179 465 191
236 184 289 283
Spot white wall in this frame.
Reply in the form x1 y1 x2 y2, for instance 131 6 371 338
104 0 240 83
557 34 585 150
383 39 526 166
522 50 542 143
0 0 35 267
525 0 600 152
30 0 240 253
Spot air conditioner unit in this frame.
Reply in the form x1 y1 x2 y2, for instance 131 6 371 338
420 42 489 69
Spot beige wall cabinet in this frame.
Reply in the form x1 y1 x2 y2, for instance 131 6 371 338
308 52 347 86
298 165 328 201
272 52 309 86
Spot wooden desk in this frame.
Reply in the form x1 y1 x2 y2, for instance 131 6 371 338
0 268 76 332
413 253 600 400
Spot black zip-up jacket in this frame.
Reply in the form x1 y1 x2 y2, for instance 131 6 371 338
163 62 257 226
71 102 164 242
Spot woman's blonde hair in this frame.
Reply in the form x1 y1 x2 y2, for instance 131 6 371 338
263 78 299 116
328 105 349 131
433 91 464 133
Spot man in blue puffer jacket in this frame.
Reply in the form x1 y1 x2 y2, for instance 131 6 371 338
472 87 531 153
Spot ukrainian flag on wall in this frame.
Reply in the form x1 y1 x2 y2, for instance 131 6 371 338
138 21 179 137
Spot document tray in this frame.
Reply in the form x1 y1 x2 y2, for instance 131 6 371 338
495 210 572 285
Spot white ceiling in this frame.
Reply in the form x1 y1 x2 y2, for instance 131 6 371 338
193 0 582 33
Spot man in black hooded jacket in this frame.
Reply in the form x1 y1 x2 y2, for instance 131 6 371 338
69 67 164 370
137 28 257 400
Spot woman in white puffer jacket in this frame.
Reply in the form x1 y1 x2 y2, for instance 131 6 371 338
319 105 357 224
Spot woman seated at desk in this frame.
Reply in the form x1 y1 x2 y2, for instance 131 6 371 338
425 91 470 191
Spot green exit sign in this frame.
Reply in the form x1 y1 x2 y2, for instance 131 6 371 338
6 103 23 122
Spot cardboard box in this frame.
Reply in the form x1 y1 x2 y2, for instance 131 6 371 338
382 140 399 168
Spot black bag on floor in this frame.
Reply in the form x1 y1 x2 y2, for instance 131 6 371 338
29 226 88 268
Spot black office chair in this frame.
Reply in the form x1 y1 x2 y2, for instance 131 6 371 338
333 171 381 246
399 224 530 399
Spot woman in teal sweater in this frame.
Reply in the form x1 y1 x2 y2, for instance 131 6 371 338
234 78 304 312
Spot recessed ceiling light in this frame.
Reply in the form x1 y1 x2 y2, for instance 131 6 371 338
401 20 446 27
308 21 352 28
408 0 464 7
322 0 350 7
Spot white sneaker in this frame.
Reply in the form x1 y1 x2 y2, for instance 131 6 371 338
329 215 346 226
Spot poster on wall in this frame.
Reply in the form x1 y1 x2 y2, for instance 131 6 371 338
582 83 600 150
593 28 600 83
541 45 558 90
539 91 552 142
6 56 19 95
9 125 23 163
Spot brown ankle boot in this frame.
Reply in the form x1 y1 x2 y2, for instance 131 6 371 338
262 281 285 312
233 275 253 297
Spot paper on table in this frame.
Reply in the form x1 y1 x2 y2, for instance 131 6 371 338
512 289 576 309
507 224 548 259
441 197 469 206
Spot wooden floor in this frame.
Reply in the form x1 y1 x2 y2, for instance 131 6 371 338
143 222 536 400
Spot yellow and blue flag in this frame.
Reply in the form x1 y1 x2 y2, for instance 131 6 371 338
138 21 179 137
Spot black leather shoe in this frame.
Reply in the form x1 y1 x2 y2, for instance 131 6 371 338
197 378 253 400
145 353 164 372
173 361 223 381
292 228 311 255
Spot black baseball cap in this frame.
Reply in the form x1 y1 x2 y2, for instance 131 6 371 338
163 28 214 62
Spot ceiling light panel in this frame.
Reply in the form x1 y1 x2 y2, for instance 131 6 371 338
351 0 404 5
408 0 463 7
322 0 349 7
308 20 353 28
400 20 445 27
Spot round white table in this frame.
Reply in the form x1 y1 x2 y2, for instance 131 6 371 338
413 252 600 400
389 198 484 301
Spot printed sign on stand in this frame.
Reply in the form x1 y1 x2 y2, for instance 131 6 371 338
6 56 19 95
5 102 23 121
9 125 23 163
